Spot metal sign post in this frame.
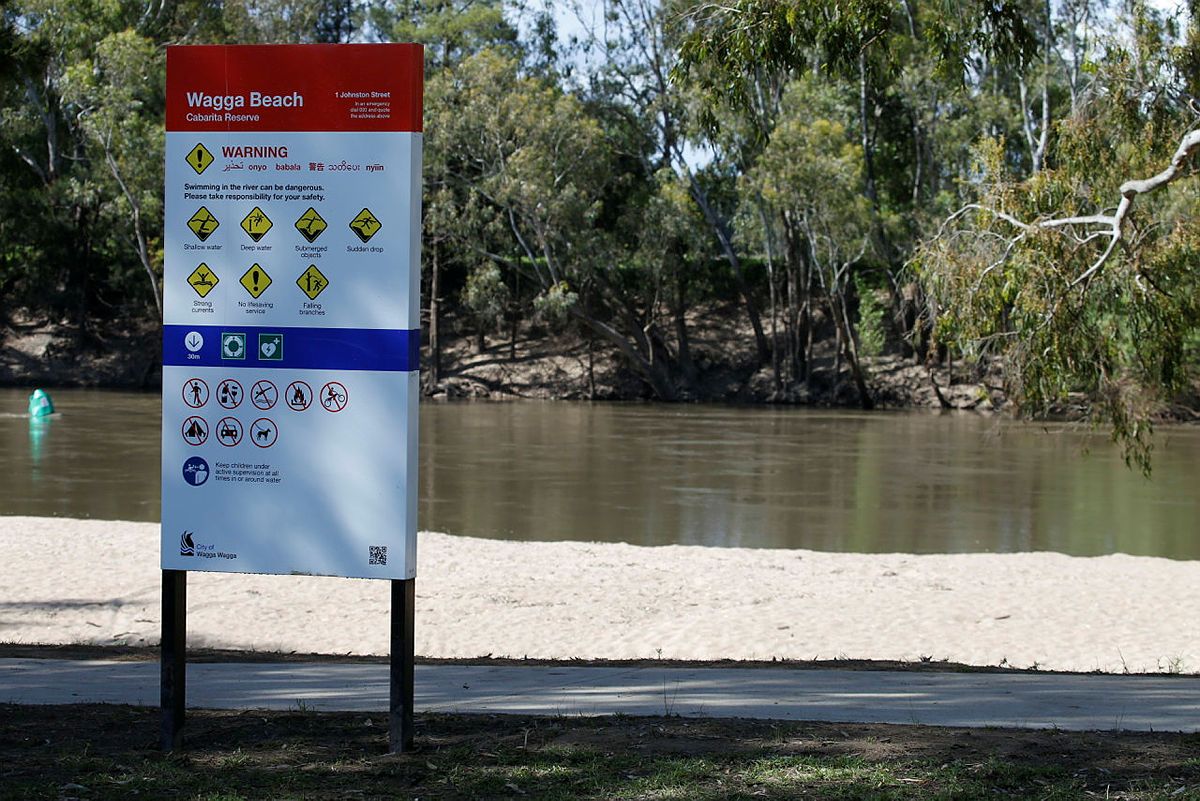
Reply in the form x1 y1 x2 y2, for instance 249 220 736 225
159 44 423 752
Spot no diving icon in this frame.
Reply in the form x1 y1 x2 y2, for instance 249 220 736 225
252 380 278 410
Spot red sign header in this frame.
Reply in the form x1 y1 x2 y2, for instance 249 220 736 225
167 44 423 133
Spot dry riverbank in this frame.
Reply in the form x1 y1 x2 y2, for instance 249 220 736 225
2 516 1197 674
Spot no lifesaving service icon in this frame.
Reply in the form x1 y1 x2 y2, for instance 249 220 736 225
187 143 214 175
240 264 272 299
241 206 273 242
187 263 219 298
187 207 220 241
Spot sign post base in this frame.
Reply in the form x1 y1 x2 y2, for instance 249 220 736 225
390 578 415 753
160 569 187 751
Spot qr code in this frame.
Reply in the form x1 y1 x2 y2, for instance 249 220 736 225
368 545 387 566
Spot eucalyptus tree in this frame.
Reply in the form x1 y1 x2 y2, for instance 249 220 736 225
0 0 189 330
579 0 772 366
367 0 518 384
917 4 1200 470
427 50 686 398
744 78 876 407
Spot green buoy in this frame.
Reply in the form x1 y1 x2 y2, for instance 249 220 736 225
28 388 54 418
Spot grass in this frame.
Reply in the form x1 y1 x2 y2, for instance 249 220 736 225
3 704 1200 799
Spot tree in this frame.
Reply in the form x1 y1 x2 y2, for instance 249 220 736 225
744 78 876 407
917 4 1200 470
427 50 691 398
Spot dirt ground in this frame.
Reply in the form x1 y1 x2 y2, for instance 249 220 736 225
3 702 1199 800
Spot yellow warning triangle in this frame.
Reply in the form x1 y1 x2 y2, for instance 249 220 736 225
241 207 273 242
187 263 219 298
240 264 273 298
296 264 328 300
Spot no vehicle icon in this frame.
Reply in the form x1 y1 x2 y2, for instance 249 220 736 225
216 416 244 447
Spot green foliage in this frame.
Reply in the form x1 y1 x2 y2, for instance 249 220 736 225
854 275 888 358
0 0 1195 432
464 262 510 332
917 46 1200 470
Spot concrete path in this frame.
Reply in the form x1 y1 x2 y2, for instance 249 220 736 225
2 658 1198 732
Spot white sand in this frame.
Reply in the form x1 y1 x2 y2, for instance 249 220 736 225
1 516 1197 674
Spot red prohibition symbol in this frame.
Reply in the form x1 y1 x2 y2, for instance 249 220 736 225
320 381 348 412
216 378 244 409
181 416 208 446
251 379 279 410
251 417 278 448
182 378 209 408
216 416 243 447
285 380 313 411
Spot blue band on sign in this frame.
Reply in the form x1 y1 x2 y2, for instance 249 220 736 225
163 325 420 372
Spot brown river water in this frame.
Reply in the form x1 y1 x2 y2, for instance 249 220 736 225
1 388 1197 558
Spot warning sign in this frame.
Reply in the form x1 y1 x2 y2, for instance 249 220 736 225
186 143 214 175
187 207 220 241
187 263 219 298
296 264 328 300
240 264 273 298
349 208 382 243
241 206 273 242
162 44 424 582
295 208 327 242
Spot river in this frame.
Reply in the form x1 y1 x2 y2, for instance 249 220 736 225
2 388 1197 558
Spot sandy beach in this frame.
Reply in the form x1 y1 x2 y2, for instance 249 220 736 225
1 515 1197 674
